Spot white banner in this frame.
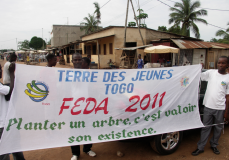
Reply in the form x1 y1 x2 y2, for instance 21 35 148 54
0 64 204 155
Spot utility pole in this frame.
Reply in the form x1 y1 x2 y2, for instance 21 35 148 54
16 38 18 50
130 0 145 45
64 17 69 25
138 0 140 25
42 28 44 49
124 0 129 47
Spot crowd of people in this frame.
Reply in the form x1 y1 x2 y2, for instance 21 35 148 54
0 53 229 160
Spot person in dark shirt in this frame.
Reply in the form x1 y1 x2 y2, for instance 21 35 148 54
70 53 96 160
46 54 57 67
82 57 90 69
137 54 144 69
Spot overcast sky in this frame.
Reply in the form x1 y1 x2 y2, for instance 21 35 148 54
0 0 228 50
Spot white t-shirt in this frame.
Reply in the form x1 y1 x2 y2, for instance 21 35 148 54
0 83 10 128
201 70 229 110
3 62 11 84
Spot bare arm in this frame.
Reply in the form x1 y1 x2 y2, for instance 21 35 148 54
224 95 229 122
8 63 15 96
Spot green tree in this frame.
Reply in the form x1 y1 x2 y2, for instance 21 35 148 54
136 9 148 27
80 14 101 34
29 36 46 50
18 40 30 50
93 2 101 30
169 0 207 38
210 38 218 43
168 25 181 34
216 22 229 39
128 22 136 27
209 23 229 44
158 26 168 32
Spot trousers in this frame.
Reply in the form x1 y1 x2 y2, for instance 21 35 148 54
71 144 92 156
197 107 224 150
0 128 26 160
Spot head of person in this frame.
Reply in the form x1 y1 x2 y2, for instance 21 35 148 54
217 56 229 73
9 53 17 62
72 53 82 69
46 54 57 67
138 54 141 59
81 57 91 69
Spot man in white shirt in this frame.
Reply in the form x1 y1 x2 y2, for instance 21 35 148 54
3 53 17 84
0 63 26 160
192 56 229 156
70 53 96 160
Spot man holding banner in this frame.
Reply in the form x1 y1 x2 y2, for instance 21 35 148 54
70 53 96 160
192 56 229 156
0 63 26 160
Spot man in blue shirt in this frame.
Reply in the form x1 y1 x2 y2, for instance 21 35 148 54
137 54 144 69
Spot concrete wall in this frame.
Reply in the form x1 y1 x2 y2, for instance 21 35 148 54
192 49 206 65
113 27 147 66
82 28 115 41
206 49 229 69
51 25 85 47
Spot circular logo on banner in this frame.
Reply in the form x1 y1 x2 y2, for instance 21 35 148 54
180 76 189 87
24 80 49 102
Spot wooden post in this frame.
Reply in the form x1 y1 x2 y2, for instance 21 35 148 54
97 40 100 69
138 0 140 25
124 0 129 47
130 0 145 45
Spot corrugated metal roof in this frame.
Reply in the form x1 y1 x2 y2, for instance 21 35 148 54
171 39 229 49
115 44 153 50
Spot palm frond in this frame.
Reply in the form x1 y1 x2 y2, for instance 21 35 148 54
190 22 200 38
170 7 183 15
216 30 228 37
226 28 229 33
193 18 208 25
190 1 200 12
174 2 184 11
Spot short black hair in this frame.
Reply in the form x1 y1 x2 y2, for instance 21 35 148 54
72 52 81 59
82 57 91 66
46 54 56 62
9 53 17 61
219 56 229 64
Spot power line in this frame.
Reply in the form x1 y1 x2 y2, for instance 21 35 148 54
199 7 229 11
101 0 112 8
141 0 153 7
208 23 227 30
166 0 229 11
157 0 172 7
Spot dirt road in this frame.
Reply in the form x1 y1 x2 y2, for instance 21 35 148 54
0 60 229 160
